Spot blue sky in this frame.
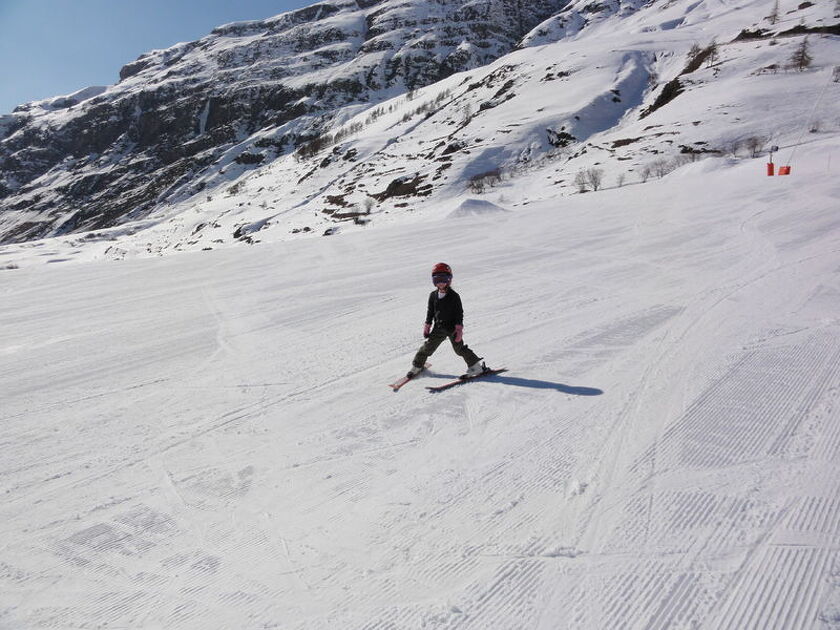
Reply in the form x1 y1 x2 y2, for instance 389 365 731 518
0 1 313 114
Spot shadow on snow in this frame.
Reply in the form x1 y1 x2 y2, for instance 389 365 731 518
495 375 603 395
431 373 603 396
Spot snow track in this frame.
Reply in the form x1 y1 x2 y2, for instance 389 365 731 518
1 142 839 627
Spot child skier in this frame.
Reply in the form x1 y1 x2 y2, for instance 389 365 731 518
407 262 488 378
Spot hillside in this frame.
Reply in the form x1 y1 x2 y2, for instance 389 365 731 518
0 0 566 245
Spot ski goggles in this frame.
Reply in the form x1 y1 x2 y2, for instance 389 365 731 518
432 273 452 285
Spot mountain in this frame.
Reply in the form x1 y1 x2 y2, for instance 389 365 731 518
0 0 566 244
0 0 836 263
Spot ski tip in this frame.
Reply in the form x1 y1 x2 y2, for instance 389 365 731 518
389 363 432 391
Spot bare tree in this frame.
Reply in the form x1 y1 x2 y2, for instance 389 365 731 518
789 37 813 72
681 148 701 163
651 159 671 179
767 0 780 24
363 197 376 214
639 165 652 183
833 65 840 83
744 135 769 158
706 40 720 68
585 168 604 191
574 171 589 193
725 138 743 158
616 173 626 188
687 42 702 60
671 155 693 169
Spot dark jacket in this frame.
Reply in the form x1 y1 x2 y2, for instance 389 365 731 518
426 288 464 330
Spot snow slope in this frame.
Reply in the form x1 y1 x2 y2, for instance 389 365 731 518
2 134 839 627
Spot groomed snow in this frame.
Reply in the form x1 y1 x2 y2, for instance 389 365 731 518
2 136 839 628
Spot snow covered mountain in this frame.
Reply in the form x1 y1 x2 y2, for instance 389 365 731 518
0 0 836 262
0 0 565 244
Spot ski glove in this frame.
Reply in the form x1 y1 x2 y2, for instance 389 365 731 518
454 324 464 343
423 323 431 338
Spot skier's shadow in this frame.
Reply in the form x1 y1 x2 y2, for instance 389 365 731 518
495 375 603 395
434 373 603 396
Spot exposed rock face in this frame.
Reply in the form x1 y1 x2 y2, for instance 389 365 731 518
0 0 567 244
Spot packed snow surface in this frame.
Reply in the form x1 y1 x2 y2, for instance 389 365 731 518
2 137 839 628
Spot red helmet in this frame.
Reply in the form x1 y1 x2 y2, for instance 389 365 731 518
431 262 453 286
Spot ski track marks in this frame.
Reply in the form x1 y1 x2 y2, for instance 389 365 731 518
553 331 840 629
4 144 840 626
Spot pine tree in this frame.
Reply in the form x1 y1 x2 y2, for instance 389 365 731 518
789 37 813 72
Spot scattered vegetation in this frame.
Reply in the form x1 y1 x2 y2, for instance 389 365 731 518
744 134 771 157
295 120 365 160
681 41 720 75
365 106 387 125
295 89 454 161
462 140 578 194
468 169 503 193
638 153 708 183
401 89 454 123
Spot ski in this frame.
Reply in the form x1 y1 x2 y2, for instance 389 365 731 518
389 363 431 391
426 368 508 393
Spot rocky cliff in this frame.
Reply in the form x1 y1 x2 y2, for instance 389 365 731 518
0 0 568 243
